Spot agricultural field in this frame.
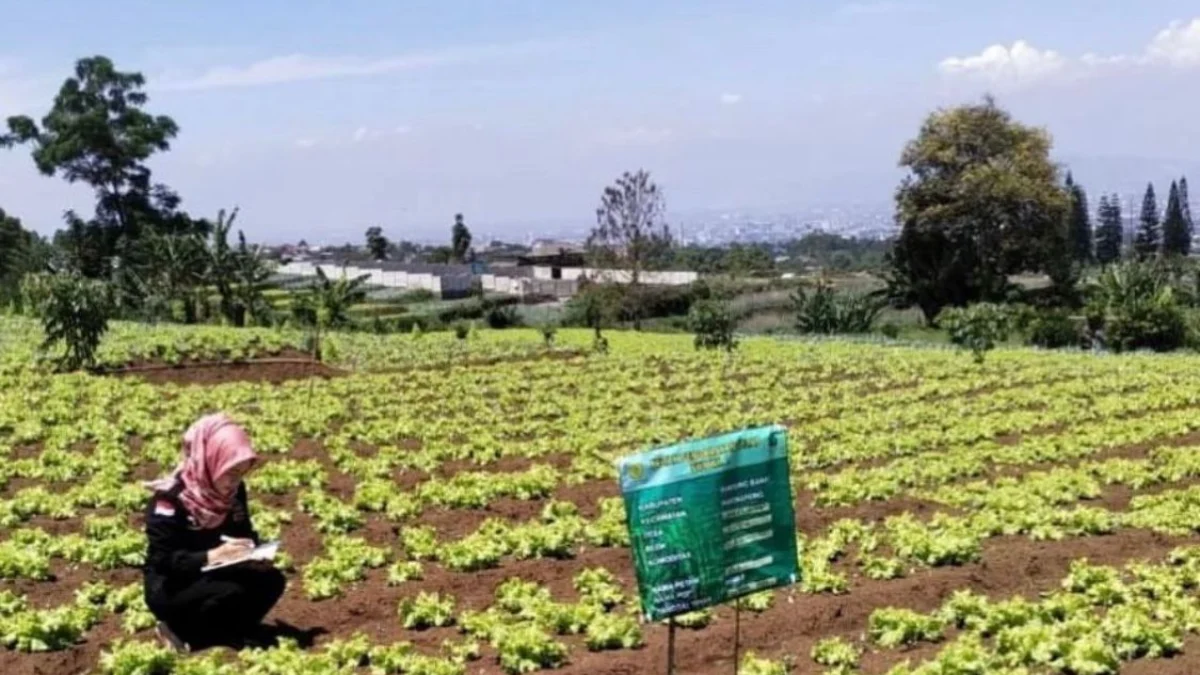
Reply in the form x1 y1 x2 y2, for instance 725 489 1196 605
4 319 1200 674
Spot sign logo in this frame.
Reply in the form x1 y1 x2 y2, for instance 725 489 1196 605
626 462 646 482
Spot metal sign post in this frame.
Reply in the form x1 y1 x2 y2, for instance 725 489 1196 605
733 602 741 675
667 618 677 675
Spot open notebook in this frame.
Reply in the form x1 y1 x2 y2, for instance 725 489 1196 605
201 541 280 573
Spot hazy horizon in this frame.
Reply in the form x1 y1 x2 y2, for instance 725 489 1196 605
3 1 1200 242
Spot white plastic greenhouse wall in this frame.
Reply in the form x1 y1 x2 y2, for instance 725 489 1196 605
275 261 694 298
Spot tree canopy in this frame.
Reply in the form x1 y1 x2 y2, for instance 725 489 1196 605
1 56 202 279
886 97 1070 323
1066 172 1092 263
588 170 673 279
451 214 472 263
1095 194 1123 265
365 226 390 261
1134 183 1160 259
1163 180 1190 257
0 209 50 306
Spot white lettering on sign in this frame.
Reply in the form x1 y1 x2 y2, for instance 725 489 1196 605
721 503 771 520
639 497 683 511
649 551 692 567
722 514 773 535
642 511 687 525
725 555 774 576
724 530 772 550
720 491 764 508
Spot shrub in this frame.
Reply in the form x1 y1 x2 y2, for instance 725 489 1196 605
562 284 621 328
485 304 522 329
539 324 557 347
688 299 738 352
791 279 883 334
938 303 1011 363
563 282 707 327
1086 261 1189 353
33 273 112 371
878 322 901 340
437 296 519 323
395 288 437 303
1026 309 1082 349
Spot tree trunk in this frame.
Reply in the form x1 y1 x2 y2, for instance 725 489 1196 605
919 299 941 327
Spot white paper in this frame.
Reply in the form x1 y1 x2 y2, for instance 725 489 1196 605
201 541 280 572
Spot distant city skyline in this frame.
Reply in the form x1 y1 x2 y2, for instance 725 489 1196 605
2 2 1200 241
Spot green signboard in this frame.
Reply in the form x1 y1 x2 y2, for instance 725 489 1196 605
616 425 800 622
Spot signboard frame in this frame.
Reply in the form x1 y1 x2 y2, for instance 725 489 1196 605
616 425 801 623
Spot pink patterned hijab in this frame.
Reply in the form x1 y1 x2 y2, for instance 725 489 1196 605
146 413 260 529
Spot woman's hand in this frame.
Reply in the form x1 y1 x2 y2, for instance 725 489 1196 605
207 538 254 566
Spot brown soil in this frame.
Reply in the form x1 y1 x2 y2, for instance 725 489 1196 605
288 438 359 499
2 514 1195 675
796 492 954 535
107 350 343 386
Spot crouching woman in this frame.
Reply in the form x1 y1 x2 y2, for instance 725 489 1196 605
143 413 286 651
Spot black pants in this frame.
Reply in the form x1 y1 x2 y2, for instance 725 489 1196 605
149 566 286 647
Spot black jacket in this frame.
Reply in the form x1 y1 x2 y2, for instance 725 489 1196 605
143 481 260 601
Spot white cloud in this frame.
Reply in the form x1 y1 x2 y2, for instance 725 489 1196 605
939 17 1200 87
352 126 369 143
720 93 742 105
393 125 412 135
938 40 1066 84
294 138 318 149
838 1 927 16
1144 18 1200 67
158 39 570 92
1080 53 1129 67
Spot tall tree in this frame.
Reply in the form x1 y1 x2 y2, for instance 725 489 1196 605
1162 180 1190 257
1095 194 1124 265
1134 183 1160 259
1065 172 1093 263
365 226 389 261
1 56 190 277
451 214 472 263
1180 176 1194 254
0 208 50 307
886 97 1069 324
588 169 674 329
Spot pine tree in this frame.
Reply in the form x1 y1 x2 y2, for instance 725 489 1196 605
1065 172 1092 262
1162 180 1189 256
1094 194 1123 264
1134 183 1160 259
1180 176 1194 255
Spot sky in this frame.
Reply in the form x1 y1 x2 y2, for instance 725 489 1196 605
2 1 1200 243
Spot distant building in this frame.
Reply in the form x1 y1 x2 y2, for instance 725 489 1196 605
530 239 585 258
